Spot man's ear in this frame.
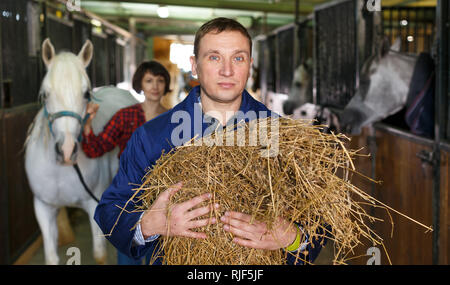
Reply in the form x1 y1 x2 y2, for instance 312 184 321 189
190 55 198 76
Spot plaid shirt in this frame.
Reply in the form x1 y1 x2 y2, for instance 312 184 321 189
82 103 145 158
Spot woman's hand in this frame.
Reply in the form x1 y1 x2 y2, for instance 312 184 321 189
220 211 298 250
140 182 218 239
83 102 99 135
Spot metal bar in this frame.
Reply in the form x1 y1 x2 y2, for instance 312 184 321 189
354 0 359 91
373 122 435 147
407 7 411 53
0 11 3 110
85 0 316 14
0 7 10 264
440 141 450 152
413 8 418 53
390 7 394 43
312 8 318 105
433 0 448 265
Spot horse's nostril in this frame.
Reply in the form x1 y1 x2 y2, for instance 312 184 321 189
55 143 62 156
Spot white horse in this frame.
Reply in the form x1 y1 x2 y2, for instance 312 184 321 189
283 38 419 135
338 38 418 134
24 38 137 265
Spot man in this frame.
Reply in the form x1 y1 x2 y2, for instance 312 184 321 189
94 17 325 264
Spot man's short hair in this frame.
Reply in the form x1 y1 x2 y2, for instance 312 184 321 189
132 60 171 94
194 17 252 58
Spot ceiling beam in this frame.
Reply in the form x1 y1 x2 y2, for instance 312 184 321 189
383 0 436 6
86 0 318 14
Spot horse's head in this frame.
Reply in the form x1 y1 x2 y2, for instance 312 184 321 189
339 37 410 135
283 59 312 115
40 38 93 165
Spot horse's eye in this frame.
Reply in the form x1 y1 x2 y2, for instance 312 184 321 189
84 91 91 100
40 91 49 101
295 82 302 88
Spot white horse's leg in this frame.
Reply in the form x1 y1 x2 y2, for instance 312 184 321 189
81 199 107 265
33 197 59 265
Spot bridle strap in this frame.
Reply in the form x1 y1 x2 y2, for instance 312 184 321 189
43 104 90 142
42 94 98 203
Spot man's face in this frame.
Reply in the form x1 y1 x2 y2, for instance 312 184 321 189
190 30 252 104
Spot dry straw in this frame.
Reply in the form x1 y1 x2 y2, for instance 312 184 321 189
129 117 432 265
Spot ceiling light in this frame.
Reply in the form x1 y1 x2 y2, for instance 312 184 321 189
91 19 102 27
157 5 169 18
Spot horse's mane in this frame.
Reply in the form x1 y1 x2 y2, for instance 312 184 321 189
39 52 91 107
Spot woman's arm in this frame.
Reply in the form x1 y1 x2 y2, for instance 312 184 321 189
81 102 123 158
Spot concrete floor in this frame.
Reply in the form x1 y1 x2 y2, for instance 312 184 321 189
26 209 118 265
26 208 334 265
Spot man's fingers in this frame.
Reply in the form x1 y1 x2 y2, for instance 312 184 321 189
223 223 251 239
167 181 183 198
189 217 217 229
224 211 252 223
232 237 261 249
178 192 212 211
187 203 218 220
182 230 208 239
154 182 183 205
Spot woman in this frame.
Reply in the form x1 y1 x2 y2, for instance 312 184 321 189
81 60 171 264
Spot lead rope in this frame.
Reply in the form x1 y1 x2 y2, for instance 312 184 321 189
73 163 100 203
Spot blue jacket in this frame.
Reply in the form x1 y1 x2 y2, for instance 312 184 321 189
94 86 326 264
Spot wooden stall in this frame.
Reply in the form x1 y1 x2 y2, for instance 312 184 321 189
312 0 447 265
0 104 40 264
0 0 141 264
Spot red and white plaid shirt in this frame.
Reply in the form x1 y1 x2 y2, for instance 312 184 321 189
81 103 146 158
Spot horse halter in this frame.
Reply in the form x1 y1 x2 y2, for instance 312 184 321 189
42 91 92 142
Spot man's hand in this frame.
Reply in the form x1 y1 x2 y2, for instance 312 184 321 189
220 211 298 250
140 182 218 239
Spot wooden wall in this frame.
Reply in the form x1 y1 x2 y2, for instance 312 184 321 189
373 127 434 264
0 103 40 264
346 125 442 264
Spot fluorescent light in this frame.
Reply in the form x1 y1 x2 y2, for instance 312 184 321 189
91 19 102 27
157 5 169 18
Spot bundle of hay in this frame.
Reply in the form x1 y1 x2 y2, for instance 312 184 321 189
130 117 426 265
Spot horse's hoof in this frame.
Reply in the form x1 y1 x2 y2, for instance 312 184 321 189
95 256 107 265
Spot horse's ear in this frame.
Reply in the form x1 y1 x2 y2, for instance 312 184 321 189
391 37 401 52
42 38 55 67
380 36 391 57
78 40 93 68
